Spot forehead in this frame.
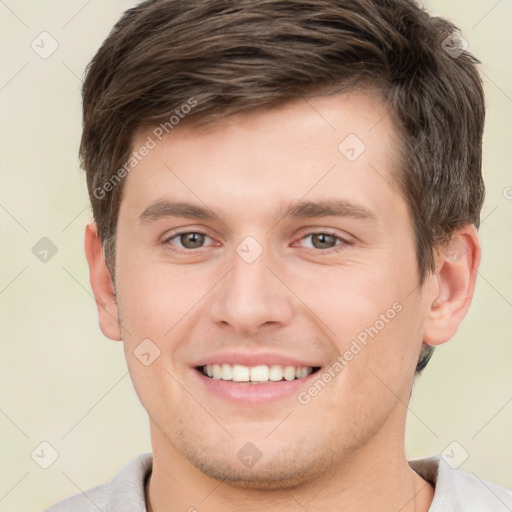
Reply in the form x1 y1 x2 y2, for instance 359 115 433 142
120 91 407 226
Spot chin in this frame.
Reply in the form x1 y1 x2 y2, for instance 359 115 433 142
190 454 330 490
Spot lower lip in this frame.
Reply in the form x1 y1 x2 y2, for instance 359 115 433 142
191 367 320 406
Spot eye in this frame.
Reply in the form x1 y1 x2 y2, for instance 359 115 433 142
162 230 349 253
297 232 349 250
164 231 215 250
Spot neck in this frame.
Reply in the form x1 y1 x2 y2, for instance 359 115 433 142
145 421 434 512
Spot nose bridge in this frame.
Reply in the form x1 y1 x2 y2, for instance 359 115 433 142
209 237 293 332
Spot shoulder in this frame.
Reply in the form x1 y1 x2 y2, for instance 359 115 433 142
409 454 512 511
45 452 153 512
45 482 109 512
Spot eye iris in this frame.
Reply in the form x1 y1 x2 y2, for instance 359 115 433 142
312 233 336 249
180 232 205 249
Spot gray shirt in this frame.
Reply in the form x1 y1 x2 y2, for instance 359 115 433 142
45 452 512 511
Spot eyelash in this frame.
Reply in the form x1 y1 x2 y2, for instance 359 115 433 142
162 229 351 254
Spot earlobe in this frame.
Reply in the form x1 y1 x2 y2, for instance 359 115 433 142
84 222 122 341
423 225 481 346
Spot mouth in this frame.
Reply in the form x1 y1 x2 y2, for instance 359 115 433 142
195 363 322 383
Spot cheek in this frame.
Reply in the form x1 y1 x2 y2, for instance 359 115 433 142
287 262 402 340
115 243 212 337
296 259 422 387
123 355 190 435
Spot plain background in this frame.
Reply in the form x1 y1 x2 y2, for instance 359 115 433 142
0 1 511 510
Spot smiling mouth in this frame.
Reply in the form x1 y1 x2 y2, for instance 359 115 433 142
196 363 321 383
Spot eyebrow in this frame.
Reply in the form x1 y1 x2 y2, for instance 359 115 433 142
137 198 377 225
282 198 377 222
138 201 216 224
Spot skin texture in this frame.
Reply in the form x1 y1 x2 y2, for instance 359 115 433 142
85 91 480 512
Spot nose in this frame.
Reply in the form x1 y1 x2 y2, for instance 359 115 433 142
209 243 294 335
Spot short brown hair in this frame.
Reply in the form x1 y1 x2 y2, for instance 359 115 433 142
80 0 485 374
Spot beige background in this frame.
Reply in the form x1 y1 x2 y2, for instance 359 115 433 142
0 1 511 510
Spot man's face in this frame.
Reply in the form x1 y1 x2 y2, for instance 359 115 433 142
113 91 435 486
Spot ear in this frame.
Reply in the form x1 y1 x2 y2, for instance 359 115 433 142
423 225 481 346
84 222 122 341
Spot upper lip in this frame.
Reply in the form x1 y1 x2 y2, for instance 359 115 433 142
193 351 322 368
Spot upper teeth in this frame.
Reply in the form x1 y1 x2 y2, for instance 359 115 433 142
202 364 313 382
